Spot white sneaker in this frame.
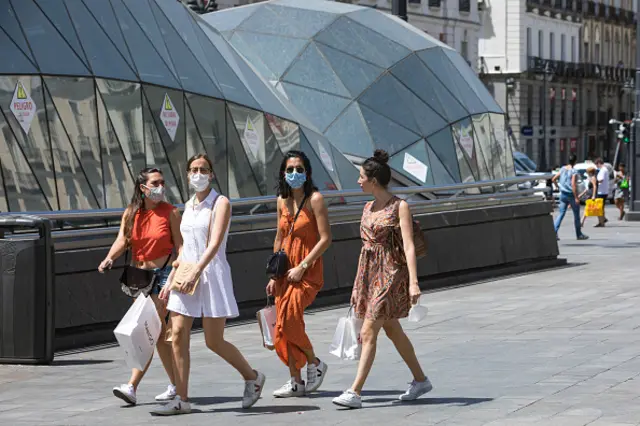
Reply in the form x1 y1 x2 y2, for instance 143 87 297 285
399 377 433 401
305 360 328 393
272 378 305 398
242 370 266 409
155 384 177 401
112 384 136 405
332 389 362 409
150 396 191 416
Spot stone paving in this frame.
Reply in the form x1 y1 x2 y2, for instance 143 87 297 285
2 205 640 425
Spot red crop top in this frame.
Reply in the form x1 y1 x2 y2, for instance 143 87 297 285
130 202 174 262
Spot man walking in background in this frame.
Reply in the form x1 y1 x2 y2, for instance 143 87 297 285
552 154 589 241
594 158 609 227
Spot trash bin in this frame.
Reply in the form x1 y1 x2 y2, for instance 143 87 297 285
0 215 54 364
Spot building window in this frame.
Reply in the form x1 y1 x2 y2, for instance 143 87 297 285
561 96 566 127
571 89 577 126
459 0 470 13
538 30 544 57
561 34 566 61
460 30 468 61
595 42 600 64
539 85 544 125
550 32 555 59
527 85 533 126
584 42 589 62
550 93 555 126
527 28 532 58
571 36 576 62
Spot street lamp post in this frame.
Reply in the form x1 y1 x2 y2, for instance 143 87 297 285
624 79 634 164
627 0 640 220
392 0 408 21
535 61 553 171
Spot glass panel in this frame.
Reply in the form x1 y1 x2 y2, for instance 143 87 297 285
315 42 383 97
120 0 178 81
65 1 137 81
489 113 510 178
10 0 90 76
185 94 227 195
96 87 134 209
0 2 36 63
228 104 283 195
45 77 104 208
359 104 422 155
391 54 469 123
283 43 350 98
389 140 434 186
192 22 260 109
324 102 373 158
452 120 479 182
299 131 340 193
143 86 187 201
111 0 182 89
0 99 44 211
184 100 221 194
349 9 439 51
141 90 182 204
96 79 145 176
43 83 99 210
329 142 364 192
149 2 222 98
0 76 57 209
226 106 261 202
229 31 308 80
274 0 362 13
298 126 341 188
35 0 89 69
239 4 336 39
426 127 461 182
471 114 494 180
79 0 138 74
266 114 300 154
280 83 350 132
359 74 448 138
426 145 457 186
444 49 503 114
315 17 411 69
200 3 259 32
418 49 486 115
0 27 38 74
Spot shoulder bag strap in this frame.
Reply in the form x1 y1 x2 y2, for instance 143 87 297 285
204 194 221 250
286 194 308 238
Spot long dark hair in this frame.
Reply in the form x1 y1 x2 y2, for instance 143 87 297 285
277 150 317 199
124 167 162 245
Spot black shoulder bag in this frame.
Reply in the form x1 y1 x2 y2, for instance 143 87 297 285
266 195 308 278
120 252 171 298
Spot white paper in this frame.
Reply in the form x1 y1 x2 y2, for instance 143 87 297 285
402 152 428 183
10 81 36 135
318 141 334 171
459 127 474 158
244 116 260 158
160 93 180 141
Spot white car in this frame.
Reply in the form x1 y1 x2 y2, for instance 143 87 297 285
572 162 615 203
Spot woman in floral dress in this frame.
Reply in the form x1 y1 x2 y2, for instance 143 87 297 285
333 150 432 409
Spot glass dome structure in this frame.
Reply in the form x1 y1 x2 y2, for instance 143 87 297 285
203 0 515 187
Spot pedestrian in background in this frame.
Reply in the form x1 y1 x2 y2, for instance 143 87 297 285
614 163 629 220
594 158 609 227
552 154 589 240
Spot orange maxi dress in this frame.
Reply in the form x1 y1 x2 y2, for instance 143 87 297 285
274 201 323 370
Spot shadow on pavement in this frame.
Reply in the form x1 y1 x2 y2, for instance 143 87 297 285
307 389 402 399
51 359 113 366
188 396 243 405
364 396 494 406
192 404 321 415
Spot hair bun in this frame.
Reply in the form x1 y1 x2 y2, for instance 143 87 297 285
373 149 389 165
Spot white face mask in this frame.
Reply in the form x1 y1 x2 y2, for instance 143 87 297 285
143 185 165 202
189 173 210 192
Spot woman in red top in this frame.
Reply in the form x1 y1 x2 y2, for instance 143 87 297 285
98 167 182 406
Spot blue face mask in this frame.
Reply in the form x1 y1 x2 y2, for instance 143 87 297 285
285 171 307 189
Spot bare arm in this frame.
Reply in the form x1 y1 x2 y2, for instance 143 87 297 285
273 197 284 252
165 207 183 286
300 192 332 267
196 197 231 272
398 200 418 285
551 170 562 183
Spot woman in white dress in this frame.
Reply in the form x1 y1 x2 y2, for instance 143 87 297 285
154 154 265 415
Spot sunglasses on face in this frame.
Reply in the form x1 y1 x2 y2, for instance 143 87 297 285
286 166 305 174
189 167 211 174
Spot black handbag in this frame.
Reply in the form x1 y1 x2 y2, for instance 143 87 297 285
119 253 170 298
266 195 308 278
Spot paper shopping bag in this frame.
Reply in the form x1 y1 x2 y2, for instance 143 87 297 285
585 198 604 217
257 303 277 351
114 294 162 371
330 308 363 361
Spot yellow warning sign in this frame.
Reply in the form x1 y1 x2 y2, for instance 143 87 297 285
164 94 172 111
17 82 27 100
246 120 254 131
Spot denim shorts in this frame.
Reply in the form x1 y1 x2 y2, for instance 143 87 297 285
151 265 172 295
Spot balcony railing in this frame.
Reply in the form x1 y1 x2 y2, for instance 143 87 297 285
527 56 636 85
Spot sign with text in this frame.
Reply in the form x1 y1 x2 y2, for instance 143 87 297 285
160 94 179 141
10 81 36 135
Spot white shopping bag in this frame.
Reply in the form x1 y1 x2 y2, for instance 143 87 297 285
408 298 428 323
114 294 162 371
329 307 363 361
257 303 277 351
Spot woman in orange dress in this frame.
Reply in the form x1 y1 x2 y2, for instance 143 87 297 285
266 150 332 398
333 150 432 409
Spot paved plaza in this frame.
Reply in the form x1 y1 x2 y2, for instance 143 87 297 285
2 206 640 425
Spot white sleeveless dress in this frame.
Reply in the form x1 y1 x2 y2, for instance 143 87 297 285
167 189 239 319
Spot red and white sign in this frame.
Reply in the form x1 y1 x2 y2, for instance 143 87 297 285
560 138 565 152
160 93 179 141
571 88 577 101
10 81 36 135
570 138 578 152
